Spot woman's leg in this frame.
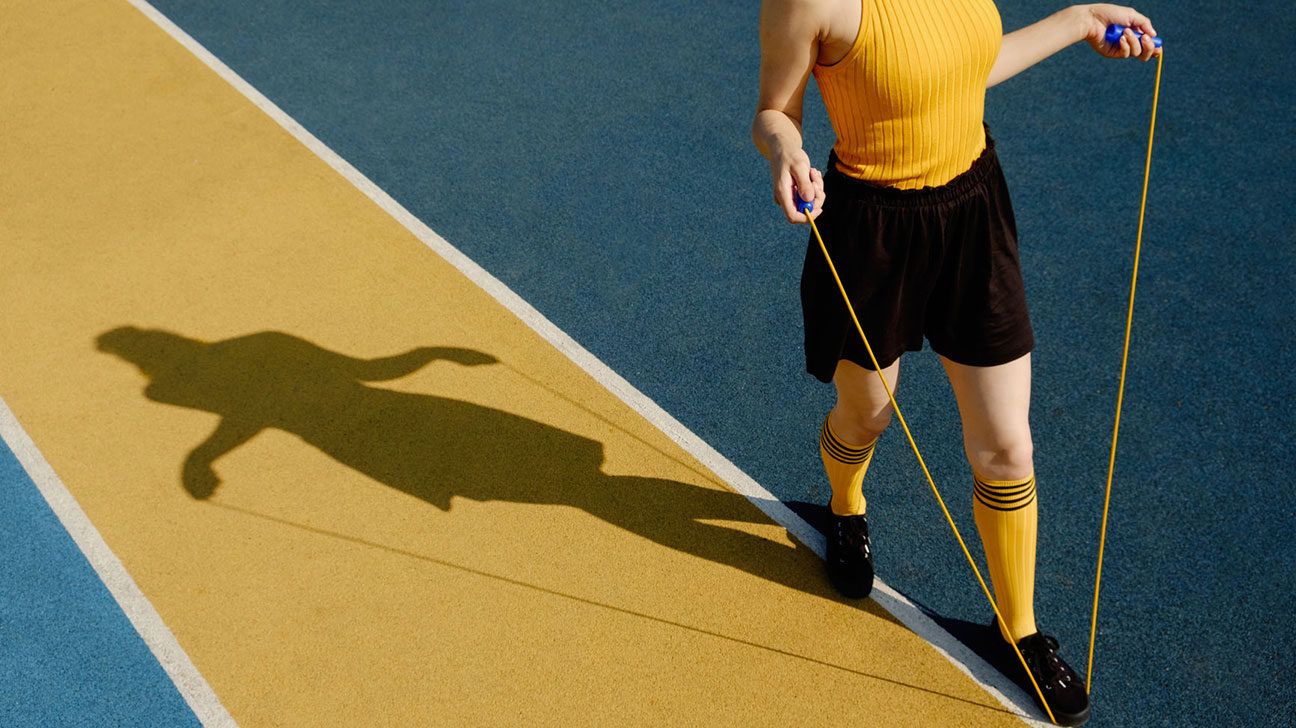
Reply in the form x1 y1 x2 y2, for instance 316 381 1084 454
941 352 1038 643
822 357 899 516
819 357 899 598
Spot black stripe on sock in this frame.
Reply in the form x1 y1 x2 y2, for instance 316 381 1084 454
821 419 873 455
820 420 874 464
821 434 872 464
821 435 873 463
973 478 1036 511
973 487 1035 508
973 480 1035 502
974 491 1037 511
974 478 1035 498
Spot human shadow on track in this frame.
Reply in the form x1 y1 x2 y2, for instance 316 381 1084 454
96 325 1029 716
95 326 880 610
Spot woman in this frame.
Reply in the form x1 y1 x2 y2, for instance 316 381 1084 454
751 2 1159 724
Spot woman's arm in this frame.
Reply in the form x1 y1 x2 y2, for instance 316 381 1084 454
988 4 1160 88
349 347 496 382
753 0 829 223
182 418 262 499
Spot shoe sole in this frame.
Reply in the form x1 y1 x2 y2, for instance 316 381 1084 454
826 568 873 600
1049 703 1091 727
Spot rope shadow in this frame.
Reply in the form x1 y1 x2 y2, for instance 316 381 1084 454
212 499 1016 717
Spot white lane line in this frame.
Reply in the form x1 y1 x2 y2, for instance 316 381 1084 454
124 1 1046 723
0 398 237 727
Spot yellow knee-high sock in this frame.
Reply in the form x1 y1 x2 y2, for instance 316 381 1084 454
820 416 877 516
973 474 1039 643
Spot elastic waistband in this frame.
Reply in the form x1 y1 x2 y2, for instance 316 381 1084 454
826 125 999 208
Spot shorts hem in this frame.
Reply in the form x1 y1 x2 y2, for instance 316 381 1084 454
928 337 1035 368
806 345 916 384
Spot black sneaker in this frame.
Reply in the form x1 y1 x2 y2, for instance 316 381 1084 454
825 512 874 598
1007 630 1092 726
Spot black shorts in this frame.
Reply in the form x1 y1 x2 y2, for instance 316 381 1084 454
801 127 1034 383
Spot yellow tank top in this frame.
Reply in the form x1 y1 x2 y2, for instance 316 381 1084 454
812 0 1002 189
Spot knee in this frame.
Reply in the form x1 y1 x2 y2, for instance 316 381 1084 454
968 440 1034 482
830 402 893 445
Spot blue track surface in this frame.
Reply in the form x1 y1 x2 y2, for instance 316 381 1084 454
0 435 197 727
138 1 1296 725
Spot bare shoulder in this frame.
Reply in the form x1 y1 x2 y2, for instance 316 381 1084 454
756 0 857 117
760 0 833 39
761 0 861 65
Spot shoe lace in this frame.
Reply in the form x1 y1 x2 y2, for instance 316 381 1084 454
832 515 870 556
1021 633 1072 689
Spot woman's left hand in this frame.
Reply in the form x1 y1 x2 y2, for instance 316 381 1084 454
1076 4 1161 61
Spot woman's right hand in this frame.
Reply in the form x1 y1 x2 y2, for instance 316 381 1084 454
1077 4 1159 61
771 147 826 224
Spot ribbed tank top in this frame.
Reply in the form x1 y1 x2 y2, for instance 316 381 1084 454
812 0 1002 189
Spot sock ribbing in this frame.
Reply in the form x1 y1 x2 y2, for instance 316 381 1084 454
973 474 1039 643
820 416 877 516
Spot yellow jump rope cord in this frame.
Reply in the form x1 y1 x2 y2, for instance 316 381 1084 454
802 212 1057 725
1087 50 1164 692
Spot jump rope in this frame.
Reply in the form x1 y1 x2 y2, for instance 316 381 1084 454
795 25 1163 724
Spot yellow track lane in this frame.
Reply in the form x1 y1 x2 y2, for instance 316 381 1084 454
0 1 1024 725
